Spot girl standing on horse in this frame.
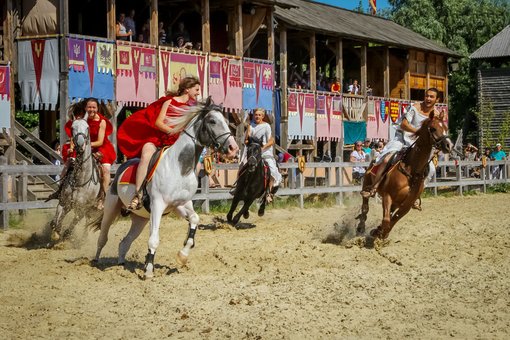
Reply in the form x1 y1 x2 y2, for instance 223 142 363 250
117 76 201 211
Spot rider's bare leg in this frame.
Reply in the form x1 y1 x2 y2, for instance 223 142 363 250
128 143 157 210
97 164 111 209
266 177 275 203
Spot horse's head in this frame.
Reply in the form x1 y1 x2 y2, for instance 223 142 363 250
246 136 263 172
427 111 453 154
71 118 90 155
196 97 239 159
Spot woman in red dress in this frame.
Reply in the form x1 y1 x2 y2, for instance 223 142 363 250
85 98 116 206
117 76 201 210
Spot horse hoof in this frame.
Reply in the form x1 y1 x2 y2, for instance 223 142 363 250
143 264 154 280
243 211 250 219
176 250 188 266
50 231 61 242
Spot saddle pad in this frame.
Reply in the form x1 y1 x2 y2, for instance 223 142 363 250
119 164 138 185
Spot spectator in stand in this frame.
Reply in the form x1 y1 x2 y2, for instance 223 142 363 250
366 83 373 96
362 138 372 155
173 21 191 46
116 13 132 41
490 142 507 179
371 140 384 162
158 21 167 45
142 20 150 43
124 9 136 38
350 141 366 183
348 79 360 95
194 42 202 51
330 79 341 93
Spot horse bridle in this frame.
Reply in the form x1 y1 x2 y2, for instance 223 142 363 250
183 111 233 152
72 127 99 187
428 124 449 149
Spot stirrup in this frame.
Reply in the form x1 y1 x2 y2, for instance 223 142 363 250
127 193 143 211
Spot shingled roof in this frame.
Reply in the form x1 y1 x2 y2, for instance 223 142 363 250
470 25 510 59
274 0 460 57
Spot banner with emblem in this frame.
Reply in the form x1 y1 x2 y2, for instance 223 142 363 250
242 58 274 114
158 48 208 100
302 92 316 140
208 55 243 113
366 97 389 141
316 92 342 141
68 37 115 102
0 64 10 128
116 41 156 107
18 38 59 110
287 89 301 140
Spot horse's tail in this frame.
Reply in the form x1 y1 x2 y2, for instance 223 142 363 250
86 210 104 232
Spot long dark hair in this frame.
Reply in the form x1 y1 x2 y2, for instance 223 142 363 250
166 76 200 96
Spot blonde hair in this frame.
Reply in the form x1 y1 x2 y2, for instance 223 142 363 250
254 108 266 115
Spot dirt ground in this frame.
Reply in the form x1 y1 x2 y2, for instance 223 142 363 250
1 193 509 339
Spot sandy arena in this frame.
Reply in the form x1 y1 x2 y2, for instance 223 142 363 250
1 193 509 339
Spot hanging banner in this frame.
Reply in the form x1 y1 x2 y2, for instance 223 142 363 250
68 38 85 72
343 120 367 145
242 58 274 113
68 37 114 102
18 38 59 110
158 48 208 100
342 95 366 121
287 90 301 140
367 97 389 141
116 42 156 107
302 92 315 140
316 92 342 141
0 64 10 128
208 55 243 113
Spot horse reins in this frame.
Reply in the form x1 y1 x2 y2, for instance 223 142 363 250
72 130 100 188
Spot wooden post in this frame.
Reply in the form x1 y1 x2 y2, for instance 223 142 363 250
361 43 367 95
279 28 288 150
405 51 411 99
383 46 390 98
266 9 275 61
425 53 430 91
201 0 211 52
59 0 70 148
234 0 243 56
4 0 17 165
17 160 28 216
107 0 116 40
444 61 448 103
150 0 158 45
336 38 343 86
201 173 210 213
310 34 317 157
0 156 9 229
335 156 343 205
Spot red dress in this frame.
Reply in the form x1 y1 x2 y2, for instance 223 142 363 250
62 120 76 162
88 114 116 164
117 96 190 159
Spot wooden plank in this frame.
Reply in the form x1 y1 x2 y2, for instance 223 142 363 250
14 135 53 165
234 0 243 56
107 0 116 40
201 0 211 52
0 156 8 229
14 121 62 162
336 39 343 87
150 0 158 46
266 8 274 61
383 46 390 97
361 43 367 95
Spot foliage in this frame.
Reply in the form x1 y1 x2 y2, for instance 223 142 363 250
15 111 39 131
387 0 510 144
475 100 510 148
487 183 510 194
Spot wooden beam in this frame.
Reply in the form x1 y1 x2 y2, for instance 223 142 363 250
266 8 275 61
59 0 69 149
426 53 430 91
150 0 158 45
279 27 288 150
107 0 116 40
234 0 243 56
336 38 343 85
309 34 316 91
383 46 390 97
444 61 448 103
201 0 211 52
405 51 410 99
361 43 367 95
4 0 16 164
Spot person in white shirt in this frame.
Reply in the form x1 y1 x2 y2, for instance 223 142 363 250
243 108 281 202
350 141 366 182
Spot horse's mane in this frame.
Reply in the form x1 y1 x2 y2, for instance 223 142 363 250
166 99 223 135
412 117 432 139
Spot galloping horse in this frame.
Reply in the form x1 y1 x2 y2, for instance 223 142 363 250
227 136 270 225
356 111 453 239
50 117 102 242
92 98 239 278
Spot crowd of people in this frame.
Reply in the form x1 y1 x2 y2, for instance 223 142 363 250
289 65 366 95
115 10 201 50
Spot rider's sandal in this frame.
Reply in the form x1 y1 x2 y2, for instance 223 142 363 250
266 193 274 204
127 193 143 211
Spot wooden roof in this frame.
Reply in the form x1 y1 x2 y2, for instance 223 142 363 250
470 25 510 59
274 0 460 57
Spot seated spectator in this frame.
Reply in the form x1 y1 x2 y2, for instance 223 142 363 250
158 22 167 45
490 142 506 179
116 13 132 41
350 141 366 182
330 79 341 93
366 83 373 96
362 138 372 155
173 21 191 46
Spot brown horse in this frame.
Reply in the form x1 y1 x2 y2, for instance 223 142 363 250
356 111 453 239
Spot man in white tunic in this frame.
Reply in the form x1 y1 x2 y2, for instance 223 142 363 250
360 88 442 206
244 108 282 203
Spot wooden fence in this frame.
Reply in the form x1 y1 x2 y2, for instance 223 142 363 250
1 155 509 229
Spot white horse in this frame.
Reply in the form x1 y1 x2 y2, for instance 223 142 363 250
49 117 102 242
92 98 239 278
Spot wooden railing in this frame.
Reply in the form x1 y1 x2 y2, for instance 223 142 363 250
1 156 509 229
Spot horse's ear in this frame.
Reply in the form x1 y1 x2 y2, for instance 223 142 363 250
204 96 212 108
438 109 445 121
429 111 435 120
83 112 89 121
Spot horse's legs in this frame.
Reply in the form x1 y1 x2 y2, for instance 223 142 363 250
227 195 241 223
356 196 370 235
372 193 392 239
258 196 267 217
175 201 199 266
144 199 167 279
94 193 122 261
118 214 148 265
233 198 255 224
50 204 70 242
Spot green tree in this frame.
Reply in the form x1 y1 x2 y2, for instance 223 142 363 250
388 0 510 144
